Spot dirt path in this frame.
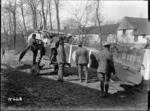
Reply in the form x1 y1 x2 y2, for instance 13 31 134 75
1 50 149 110
1 50 134 94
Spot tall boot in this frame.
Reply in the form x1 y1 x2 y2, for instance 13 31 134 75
84 66 88 83
78 65 82 82
85 72 88 83
100 81 104 96
104 84 109 97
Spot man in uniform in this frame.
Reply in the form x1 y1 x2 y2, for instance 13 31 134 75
29 33 45 65
75 41 89 83
97 42 115 97
49 35 62 70
56 40 66 82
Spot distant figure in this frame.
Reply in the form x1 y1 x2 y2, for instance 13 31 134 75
75 41 89 83
97 42 115 97
144 37 150 49
1 47 6 63
56 40 66 82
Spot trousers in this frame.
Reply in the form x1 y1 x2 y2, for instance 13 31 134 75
58 63 64 81
78 64 88 81
97 72 111 84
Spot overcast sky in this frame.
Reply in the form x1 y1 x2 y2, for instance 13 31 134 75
1 0 148 30
60 0 148 23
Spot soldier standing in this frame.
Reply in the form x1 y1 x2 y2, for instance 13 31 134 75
56 40 66 82
49 36 60 65
97 42 115 97
75 41 89 83
1 47 6 63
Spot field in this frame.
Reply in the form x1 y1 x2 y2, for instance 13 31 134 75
1 50 149 111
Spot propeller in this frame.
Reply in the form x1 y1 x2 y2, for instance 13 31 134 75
19 45 30 62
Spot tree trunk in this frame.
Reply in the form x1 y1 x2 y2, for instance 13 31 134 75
8 11 13 35
13 12 16 49
13 0 17 49
45 3 49 27
3 22 9 49
31 4 38 30
26 0 38 30
38 11 43 27
20 0 27 34
32 9 38 30
48 0 53 30
54 0 60 31
41 0 47 30
96 0 102 48
34 8 38 30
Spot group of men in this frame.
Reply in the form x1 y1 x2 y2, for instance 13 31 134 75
52 39 115 97
75 41 115 97
28 32 116 97
29 33 66 82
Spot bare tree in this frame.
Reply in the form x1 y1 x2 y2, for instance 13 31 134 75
62 18 78 31
7 10 13 35
45 2 49 27
54 0 60 31
25 0 40 30
37 9 43 27
40 0 47 30
69 1 94 42
48 0 53 30
95 0 103 48
2 21 10 48
18 0 27 34
4 0 17 49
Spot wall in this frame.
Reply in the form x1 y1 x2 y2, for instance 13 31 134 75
134 35 147 44
74 34 117 45
117 29 134 44
107 34 117 43
74 34 100 45
117 29 149 44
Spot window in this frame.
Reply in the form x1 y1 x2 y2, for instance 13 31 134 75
123 29 126 35
134 35 138 42
143 35 146 38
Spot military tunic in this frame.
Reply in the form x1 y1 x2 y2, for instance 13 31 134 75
75 47 89 82
56 44 66 81
75 47 89 65
97 48 115 81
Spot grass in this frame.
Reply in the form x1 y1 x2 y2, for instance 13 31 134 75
1 64 148 110
1 49 149 110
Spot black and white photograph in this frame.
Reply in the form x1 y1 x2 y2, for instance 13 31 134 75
1 0 150 110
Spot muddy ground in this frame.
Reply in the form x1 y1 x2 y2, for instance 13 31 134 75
1 50 149 111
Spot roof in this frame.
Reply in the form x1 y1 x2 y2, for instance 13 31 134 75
118 16 150 35
71 24 119 35
125 17 148 28
133 21 150 35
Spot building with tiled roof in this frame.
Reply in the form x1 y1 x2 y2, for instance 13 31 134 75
71 24 119 35
70 24 119 46
117 16 150 44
